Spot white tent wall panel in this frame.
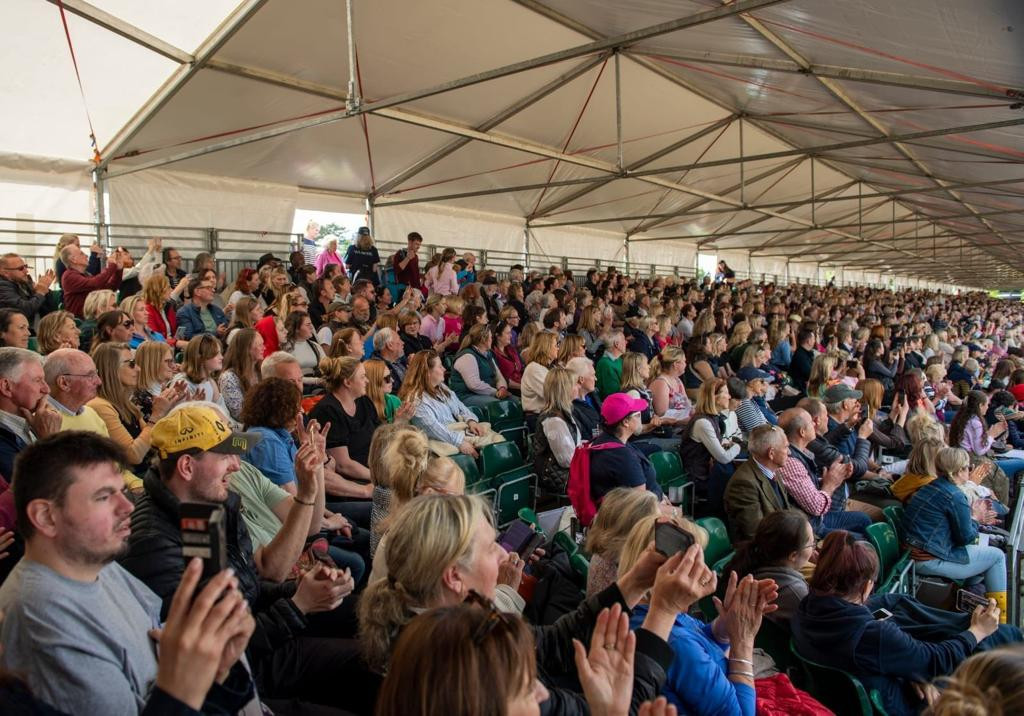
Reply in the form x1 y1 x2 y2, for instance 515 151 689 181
296 189 366 216
627 240 695 270
529 225 626 265
374 203 525 257
0 155 94 222
107 168 297 234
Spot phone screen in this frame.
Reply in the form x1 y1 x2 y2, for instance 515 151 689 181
955 589 990 613
654 522 695 557
871 608 893 621
498 520 536 555
180 502 227 581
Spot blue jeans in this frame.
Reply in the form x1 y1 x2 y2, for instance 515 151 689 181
995 457 1024 478
820 509 871 539
915 544 1007 592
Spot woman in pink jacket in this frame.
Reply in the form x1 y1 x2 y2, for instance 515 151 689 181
423 247 459 296
314 237 346 278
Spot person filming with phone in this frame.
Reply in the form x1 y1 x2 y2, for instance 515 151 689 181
792 528 1020 716
120 404 362 712
0 431 258 714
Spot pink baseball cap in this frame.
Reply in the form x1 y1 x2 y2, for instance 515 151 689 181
601 393 649 424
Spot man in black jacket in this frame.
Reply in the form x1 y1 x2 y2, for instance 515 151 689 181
120 404 367 712
789 328 817 394
0 253 56 326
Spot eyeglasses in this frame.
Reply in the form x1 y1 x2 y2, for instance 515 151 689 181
61 370 99 379
4 264 28 271
383 375 393 383
121 359 137 368
121 320 133 328
163 359 177 367
463 589 515 645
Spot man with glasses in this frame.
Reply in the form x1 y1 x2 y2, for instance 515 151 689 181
0 253 56 325
43 348 147 492
42 348 105 434
0 347 61 480
161 247 187 289
174 275 227 341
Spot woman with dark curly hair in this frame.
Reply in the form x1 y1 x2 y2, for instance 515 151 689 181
240 377 305 493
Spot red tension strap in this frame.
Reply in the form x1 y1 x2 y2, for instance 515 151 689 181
56 0 102 164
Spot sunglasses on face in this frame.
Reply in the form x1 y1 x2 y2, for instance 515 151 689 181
121 359 137 368
121 320 133 328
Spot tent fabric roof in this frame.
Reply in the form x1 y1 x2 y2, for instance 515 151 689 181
5 0 1024 287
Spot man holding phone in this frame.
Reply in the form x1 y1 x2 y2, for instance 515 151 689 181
0 431 258 714
121 405 363 711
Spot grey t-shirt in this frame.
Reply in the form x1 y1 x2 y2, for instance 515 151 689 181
0 559 162 714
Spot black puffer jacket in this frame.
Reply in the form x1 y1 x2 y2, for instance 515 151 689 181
535 582 674 715
119 470 307 660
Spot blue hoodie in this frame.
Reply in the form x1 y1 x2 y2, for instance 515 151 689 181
791 593 977 715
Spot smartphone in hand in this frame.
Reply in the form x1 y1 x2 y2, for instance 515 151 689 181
654 521 695 557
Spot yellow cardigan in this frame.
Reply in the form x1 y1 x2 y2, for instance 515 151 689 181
86 397 152 466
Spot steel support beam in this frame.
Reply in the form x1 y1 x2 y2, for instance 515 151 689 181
630 48 1022 102
629 117 1024 178
102 0 788 174
633 156 806 235
371 53 609 198
532 156 801 230
731 6 1021 268
530 116 734 219
97 0 270 170
44 0 192 63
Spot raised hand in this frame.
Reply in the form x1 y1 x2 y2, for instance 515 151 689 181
34 269 56 294
572 604 636 716
496 551 525 592
648 544 714 618
293 440 322 499
395 398 418 422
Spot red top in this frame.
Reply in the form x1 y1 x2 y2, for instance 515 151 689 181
392 249 420 288
255 315 281 356
61 264 122 317
494 345 525 385
1010 384 1024 404
145 302 177 343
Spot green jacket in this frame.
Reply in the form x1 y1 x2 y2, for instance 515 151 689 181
595 354 623 400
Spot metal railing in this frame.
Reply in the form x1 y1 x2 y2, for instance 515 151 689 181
0 215 898 290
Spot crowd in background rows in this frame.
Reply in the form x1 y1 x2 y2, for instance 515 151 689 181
0 228 1023 715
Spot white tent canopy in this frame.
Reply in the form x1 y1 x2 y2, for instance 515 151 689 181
4 0 1023 289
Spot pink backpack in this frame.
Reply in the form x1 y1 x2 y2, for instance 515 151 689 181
567 441 625 527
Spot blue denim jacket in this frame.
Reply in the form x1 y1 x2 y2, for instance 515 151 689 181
902 477 977 564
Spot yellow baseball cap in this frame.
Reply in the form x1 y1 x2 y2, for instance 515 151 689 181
151 405 261 459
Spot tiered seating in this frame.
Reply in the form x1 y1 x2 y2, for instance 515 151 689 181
649 450 693 513
789 640 889 716
866 522 914 595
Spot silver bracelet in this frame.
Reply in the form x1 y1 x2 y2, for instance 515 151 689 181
728 669 755 679
728 658 754 666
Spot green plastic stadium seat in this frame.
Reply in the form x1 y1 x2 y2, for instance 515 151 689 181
789 640 887 716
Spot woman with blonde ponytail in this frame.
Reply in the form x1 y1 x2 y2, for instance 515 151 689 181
358 495 502 673
649 345 693 421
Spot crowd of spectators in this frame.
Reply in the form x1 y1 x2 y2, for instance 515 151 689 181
0 229 1024 714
